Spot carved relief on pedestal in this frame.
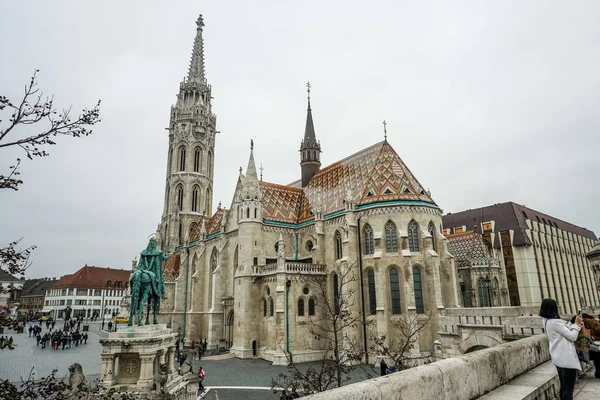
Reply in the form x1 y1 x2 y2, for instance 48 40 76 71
117 354 141 384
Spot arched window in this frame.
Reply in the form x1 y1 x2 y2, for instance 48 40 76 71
246 207 250 219
210 248 218 272
254 207 257 219
178 146 186 172
193 148 202 172
408 220 419 252
297 299 305 316
178 222 183 245
207 151 212 177
368 269 377 315
263 299 267 316
413 267 424 314
269 297 274 316
176 185 184 210
428 221 436 252
233 245 239 273
478 278 490 307
308 298 316 316
385 221 398 252
389 268 401 314
189 222 197 240
334 230 343 260
191 187 199 212
364 224 374 255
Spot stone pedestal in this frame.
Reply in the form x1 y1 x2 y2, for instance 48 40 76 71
99 324 188 394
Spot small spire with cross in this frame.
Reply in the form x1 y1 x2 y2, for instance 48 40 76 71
250 139 254 150
306 81 311 108
259 163 264 182
383 120 388 141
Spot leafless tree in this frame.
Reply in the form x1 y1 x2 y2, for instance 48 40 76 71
0 70 100 276
370 312 432 372
272 263 366 395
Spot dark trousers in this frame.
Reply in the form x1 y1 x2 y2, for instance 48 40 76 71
590 351 600 377
556 366 578 400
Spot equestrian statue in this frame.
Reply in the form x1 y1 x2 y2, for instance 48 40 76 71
128 237 168 326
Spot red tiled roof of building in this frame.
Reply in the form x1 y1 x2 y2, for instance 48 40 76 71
50 266 130 290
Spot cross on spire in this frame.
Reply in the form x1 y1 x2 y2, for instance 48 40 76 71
259 163 264 181
383 120 388 141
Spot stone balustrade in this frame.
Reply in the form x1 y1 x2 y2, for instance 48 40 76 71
251 262 327 276
305 334 551 400
285 262 327 275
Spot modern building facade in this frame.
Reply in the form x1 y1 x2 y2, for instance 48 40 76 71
156 14 461 364
43 265 130 320
443 202 599 314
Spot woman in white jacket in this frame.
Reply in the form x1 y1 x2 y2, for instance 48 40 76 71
539 298 584 400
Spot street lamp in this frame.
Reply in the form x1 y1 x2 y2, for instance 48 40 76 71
484 274 492 308
285 279 292 364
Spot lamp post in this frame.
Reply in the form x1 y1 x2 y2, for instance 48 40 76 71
285 279 292 364
484 274 492 308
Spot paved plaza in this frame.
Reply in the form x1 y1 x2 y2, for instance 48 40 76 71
2 322 598 399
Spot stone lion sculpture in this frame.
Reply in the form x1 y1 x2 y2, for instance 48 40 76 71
153 362 168 393
68 363 90 394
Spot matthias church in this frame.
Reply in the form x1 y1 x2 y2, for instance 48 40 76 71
157 15 462 363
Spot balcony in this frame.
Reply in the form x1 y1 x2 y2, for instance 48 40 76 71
251 262 327 276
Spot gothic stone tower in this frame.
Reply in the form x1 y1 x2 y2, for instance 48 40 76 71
159 15 217 251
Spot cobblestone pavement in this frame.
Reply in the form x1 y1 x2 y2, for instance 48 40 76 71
0 321 104 383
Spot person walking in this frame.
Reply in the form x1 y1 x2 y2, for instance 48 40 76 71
83 332 88 344
540 298 583 400
36 333 41 346
28 325 32 337
197 367 205 393
101 321 105 331
380 359 388 376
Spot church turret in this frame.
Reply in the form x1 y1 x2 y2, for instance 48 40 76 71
299 82 321 187
239 140 262 223
159 14 217 250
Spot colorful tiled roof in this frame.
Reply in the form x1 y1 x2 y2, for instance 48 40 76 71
260 182 303 224
445 231 497 268
260 141 437 224
163 254 180 279
188 208 230 241
51 266 130 290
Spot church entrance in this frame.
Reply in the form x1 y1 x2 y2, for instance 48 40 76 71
225 311 234 349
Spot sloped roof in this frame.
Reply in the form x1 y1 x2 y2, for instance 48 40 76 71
163 254 181 279
21 278 57 298
189 208 230 241
260 141 437 224
443 202 597 248
445 230 498 268
51 266 130 290
0 270 20 282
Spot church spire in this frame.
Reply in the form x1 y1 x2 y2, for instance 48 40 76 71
300 82 321 187
187 14 206 83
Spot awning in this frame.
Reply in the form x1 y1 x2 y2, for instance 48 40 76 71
41 308 53 313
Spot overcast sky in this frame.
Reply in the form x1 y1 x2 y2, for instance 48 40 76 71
1 1 599 279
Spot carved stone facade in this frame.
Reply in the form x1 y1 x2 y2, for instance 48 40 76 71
155 14 465 365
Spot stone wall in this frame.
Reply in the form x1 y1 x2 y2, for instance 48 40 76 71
304 334 550 400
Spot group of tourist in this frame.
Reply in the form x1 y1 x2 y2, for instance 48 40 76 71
26 319 89 350
540 298 600 400
0 335 14 349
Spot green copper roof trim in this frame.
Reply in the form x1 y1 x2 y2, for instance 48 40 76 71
206 232 220 240
355 200 438 210
189 239 201 246
262 200 438 228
